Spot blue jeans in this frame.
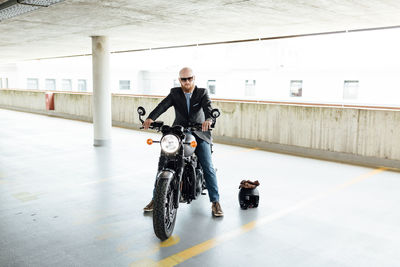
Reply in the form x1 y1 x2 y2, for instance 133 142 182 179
152 137 220 203
194 137 220 202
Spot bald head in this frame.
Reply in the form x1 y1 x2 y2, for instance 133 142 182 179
179 67 194 78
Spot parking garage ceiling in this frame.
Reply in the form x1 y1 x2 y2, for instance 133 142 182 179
1 0 400 64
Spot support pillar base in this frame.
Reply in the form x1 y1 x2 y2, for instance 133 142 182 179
93 139 111 147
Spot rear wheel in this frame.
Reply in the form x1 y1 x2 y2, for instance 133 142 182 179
153 178 178 241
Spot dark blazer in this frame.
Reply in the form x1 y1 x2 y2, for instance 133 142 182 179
147 86 213 144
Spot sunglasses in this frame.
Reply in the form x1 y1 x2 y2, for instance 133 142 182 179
180 76 194 82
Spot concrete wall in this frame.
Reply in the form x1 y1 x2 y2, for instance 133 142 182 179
111 94 175 128
1 89 399 169
0 89 45 111
211 102 400 168
54 92 92 121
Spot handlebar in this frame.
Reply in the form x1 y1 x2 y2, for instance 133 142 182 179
140 122 213 132
138 106 219 132
186 123 213 132
140 121 164 130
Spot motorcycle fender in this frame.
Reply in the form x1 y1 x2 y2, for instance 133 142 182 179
156 169 175 182
156 169 180 209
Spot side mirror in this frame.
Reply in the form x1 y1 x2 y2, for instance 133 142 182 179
211 108 220 119
210 108 220 128
137 106 146 116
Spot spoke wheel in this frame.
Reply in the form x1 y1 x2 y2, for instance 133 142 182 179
153 178 178 241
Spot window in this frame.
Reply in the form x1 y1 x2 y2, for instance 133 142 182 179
27 78 39 90
0 78 8 89
245 80 256 96
290 80 303 97
61 79 72 91
119 80 131 90
343 80 359 99
207 80 216 95
45 79 56 91
78 79 87 92
173 79 180 87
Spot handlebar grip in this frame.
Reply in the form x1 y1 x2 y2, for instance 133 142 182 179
188 124 213 131
140 126 156 130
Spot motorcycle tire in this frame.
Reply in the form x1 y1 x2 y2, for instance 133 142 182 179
153 178 178 241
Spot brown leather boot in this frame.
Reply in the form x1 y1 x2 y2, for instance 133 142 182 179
143 200 154 212
212 202 224 217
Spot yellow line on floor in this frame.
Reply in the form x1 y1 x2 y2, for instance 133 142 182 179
123 235 181 259
130 167 386 267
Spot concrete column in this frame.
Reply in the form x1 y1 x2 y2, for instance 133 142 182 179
92 36 111 146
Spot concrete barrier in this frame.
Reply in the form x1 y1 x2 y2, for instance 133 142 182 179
211 101 400 169
0 89 45 111
1 89 399 169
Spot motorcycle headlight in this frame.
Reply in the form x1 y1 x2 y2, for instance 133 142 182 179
160 134 180 154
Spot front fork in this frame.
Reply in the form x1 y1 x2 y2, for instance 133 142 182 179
155 167 183 209
155 152 184 209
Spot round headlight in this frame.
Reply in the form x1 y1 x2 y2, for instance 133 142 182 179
160 134 180 154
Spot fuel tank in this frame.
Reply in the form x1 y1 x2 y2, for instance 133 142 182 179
183 132 196 157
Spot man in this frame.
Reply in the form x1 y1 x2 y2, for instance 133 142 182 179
142 67 223 217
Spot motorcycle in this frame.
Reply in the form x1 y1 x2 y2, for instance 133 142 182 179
137 106 220 241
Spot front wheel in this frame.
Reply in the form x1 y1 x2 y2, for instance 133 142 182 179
153 178 178 241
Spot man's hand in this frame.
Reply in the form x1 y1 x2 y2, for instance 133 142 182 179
202 119 213 131
143 118 154 129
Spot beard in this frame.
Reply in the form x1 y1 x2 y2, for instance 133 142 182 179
181 83 194 92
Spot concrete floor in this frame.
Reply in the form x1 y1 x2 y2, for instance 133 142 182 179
0 108 399 267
